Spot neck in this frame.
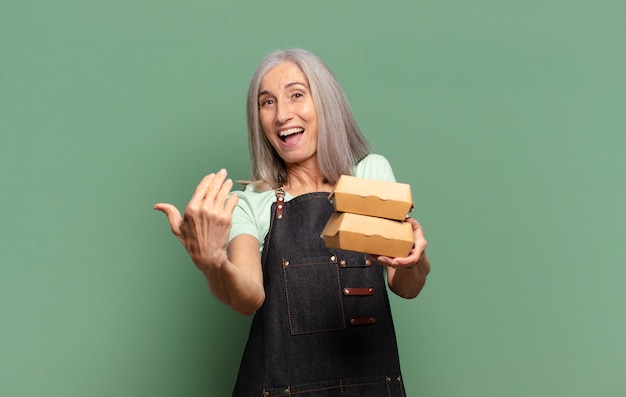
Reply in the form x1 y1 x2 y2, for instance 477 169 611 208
283 160 332 196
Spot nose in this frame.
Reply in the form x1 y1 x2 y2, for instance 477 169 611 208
275 100 293 125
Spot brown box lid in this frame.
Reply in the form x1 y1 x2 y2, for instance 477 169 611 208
329 175 413 221
322 212 414 258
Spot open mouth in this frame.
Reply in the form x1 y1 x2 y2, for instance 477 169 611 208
279 127 304 142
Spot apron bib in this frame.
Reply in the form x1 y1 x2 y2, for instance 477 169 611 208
233 192 406 396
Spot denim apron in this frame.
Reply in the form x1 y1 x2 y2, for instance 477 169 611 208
233 191 406 396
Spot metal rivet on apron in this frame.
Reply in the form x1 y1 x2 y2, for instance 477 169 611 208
263 391 269 397
275 188 285 220
283 387 290 394
330 255 336 262
340 259 346 267
365 258 372 266
386 376 392 383
282 259 289 267
397 375 402 382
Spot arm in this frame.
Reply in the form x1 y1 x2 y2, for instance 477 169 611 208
154 169 264 315
205 234 264 315
374 217 430 299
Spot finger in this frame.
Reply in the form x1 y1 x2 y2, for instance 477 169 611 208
377 257 412 268
373 255 393 266
224 192 239 215
190 172 217 203
387 255 416 267
375 243 424 267
203 169 229 203
371 255 407 267
405 217 422 232
406 216 427 252
153 203 183 236
214 177 235 209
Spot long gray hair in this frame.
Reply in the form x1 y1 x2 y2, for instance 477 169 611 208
246 49 370 191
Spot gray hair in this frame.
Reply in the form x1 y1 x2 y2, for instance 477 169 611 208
246 49 370 191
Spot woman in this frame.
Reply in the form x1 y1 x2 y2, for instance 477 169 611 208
155 49 430 396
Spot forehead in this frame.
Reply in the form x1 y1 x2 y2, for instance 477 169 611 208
259 61 309 92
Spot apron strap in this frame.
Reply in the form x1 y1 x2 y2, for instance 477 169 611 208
275 186 285 219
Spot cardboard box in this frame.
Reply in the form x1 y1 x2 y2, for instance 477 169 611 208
322 212 414 258
328 175 413 221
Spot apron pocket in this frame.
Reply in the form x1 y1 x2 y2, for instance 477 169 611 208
282 256 346 335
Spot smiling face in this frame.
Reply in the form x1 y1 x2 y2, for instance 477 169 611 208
258 61 319 167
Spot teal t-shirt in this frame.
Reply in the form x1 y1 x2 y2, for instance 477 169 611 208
229 154 396 253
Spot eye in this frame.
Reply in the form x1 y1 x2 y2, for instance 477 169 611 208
259 98 275 108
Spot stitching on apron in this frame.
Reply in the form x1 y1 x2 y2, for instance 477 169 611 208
264 376 404 396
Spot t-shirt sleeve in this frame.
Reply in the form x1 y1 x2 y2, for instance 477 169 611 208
229 190 260 243
354 153 397 182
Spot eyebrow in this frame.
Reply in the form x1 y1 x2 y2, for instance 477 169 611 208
258 81 309 97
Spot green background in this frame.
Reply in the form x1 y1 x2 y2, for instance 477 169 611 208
2 1 625 396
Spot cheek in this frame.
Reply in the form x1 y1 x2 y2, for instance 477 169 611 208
261 126 274 144
303 102 317 124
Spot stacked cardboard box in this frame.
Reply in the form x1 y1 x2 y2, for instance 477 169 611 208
322 175 414 258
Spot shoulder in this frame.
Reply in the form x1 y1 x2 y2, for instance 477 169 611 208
233 184 278 220
230 184 275 242
235 183 275 203
353 153 396 182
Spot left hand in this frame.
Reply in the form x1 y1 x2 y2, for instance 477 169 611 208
370 217 428 269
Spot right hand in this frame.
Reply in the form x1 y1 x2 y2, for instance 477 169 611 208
154 169 239 272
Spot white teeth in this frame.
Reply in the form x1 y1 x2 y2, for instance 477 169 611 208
279 128 304 137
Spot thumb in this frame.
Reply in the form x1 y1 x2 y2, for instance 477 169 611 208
153 203 183 236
